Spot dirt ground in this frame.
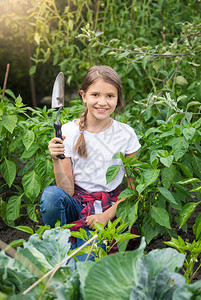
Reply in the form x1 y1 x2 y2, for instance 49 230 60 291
0 205 201 282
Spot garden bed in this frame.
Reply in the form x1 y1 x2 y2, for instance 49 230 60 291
1 204 201 282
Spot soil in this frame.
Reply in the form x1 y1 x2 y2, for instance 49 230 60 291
0 205 201 282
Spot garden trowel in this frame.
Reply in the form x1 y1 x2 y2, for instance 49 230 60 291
51 72 65 159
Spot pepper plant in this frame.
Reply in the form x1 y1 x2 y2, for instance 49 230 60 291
106 107 201 245
164 178 201 283
70 217 138 261
0 89 83 226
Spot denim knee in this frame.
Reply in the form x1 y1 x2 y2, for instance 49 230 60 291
40 186 67 226
40 186 62 213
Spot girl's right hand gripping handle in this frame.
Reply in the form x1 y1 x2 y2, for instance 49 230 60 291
54 120 65 160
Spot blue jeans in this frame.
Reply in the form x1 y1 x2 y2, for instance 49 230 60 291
40 186 95 262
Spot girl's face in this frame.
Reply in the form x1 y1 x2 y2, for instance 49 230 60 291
80 78 118 123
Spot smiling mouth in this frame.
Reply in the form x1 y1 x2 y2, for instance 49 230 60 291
95 108 109 111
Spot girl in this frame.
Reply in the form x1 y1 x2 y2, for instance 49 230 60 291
40 65 141 261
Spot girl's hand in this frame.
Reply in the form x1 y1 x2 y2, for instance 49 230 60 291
86 213 108 229
48 136 66 160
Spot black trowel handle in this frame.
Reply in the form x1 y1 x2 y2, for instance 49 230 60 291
54 120 65 159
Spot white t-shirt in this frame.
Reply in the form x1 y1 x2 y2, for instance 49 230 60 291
62 119 141 193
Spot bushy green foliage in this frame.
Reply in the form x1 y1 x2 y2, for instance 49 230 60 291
106 107 201 241
1 1 201 106
0 1 201 295
1 230 201 299
0 89 83 225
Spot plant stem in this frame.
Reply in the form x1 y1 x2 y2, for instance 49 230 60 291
191 263 201 282
1 63 10 103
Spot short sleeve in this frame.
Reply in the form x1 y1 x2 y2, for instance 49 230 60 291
62 124 73 158
124 125 141 154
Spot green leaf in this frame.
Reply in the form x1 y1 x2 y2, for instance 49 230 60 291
29 65 36 76
185 112 193 123
183 127 195 140
115 233 138 243
100 48 110 56
4 239 26 250
5 89 16 99
24 228 70 266
22 170 41 201
15 225 34 235
83 241 146 299
6 195 23 222
70 231 85 240
24 228 71 267
112 152 121 159
157 187 178 206
143 214 163 244
9 136 22 152
150 150 159 165
172 183 192 199
175 76 188 85
0 199 7 220
106 165 121 184
177 178 201 185
128 201 139 230
193 213 201 240
180 201 201 228
21 143 40 159
34 159 54 189
152 60 161 73
116 223 128 234
164 237 186 253
160 155 174 167
118 51 130 58
145 247 185 275
27 204 38 222
77 261 95 298
143 169 160 187
94 222 105 232
118 188 135 200
34 32 40 44
161 165 177 189
190 186 201 192
22 130 35 150
127 78 135 89
18 157 35 177
150 206 171 229
1 158 16 187
136 184 145 194
15 95 24 107
116 198 135 227
186 101 201 111
167 137 189 161
2 115 18 133
176 163 193 178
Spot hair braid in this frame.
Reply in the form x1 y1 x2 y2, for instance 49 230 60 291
74 107 88 157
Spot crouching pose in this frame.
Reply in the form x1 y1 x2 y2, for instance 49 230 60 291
40 65 141 261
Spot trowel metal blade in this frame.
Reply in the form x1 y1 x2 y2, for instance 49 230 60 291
51 72 64 108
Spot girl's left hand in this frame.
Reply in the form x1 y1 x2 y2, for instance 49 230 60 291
86 214 108 229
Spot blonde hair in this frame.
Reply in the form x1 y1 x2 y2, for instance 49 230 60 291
74 65 123 158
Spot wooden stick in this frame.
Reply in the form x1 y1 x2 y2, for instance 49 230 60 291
1 63 10 102
40 235 97 299
23 234 98 295
0 239 43 278
85 237 97 261
0 239 16 258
